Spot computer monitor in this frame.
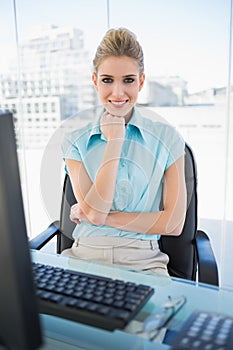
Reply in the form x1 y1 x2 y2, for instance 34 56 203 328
0 111 43 349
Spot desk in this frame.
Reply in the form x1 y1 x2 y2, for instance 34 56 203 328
32 250 233 350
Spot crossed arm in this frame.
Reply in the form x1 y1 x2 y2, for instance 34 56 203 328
65 153 186 237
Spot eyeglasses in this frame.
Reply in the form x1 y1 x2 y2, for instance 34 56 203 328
136 295 187 341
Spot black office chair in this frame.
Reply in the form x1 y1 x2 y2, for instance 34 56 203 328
30 144 219 286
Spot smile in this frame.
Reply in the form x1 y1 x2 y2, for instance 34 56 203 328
109 100 128 107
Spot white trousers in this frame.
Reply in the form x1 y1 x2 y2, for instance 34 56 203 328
62 236 169 276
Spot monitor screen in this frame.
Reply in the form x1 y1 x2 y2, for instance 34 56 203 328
0 111 43 349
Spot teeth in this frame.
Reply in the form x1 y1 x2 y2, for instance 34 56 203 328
111 101 126 105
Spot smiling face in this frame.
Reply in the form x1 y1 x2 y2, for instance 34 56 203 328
92 56 145 123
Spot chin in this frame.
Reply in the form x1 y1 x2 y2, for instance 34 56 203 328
104 104 134 118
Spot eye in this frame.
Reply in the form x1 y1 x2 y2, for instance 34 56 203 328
124 77 135 84
102 77 113 83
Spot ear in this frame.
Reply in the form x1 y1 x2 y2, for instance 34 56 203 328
92 72 98 91
139 73 145 92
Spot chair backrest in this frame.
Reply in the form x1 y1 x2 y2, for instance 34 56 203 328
158 144 198 280
58 144 198 282
58 174 76 253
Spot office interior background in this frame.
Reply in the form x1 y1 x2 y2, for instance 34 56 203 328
0 0 232 289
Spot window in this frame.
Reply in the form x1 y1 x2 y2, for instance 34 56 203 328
27 103 31 113
43 102 47 113
1 0 232 289
35 103 39 113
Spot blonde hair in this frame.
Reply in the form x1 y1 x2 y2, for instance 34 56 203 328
93 28 144 74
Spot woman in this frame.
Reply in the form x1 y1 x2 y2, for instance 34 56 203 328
62 28 187 276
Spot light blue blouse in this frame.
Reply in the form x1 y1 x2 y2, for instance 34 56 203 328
62 107 185 240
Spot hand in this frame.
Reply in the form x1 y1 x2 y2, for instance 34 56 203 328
100 112 125 141
70 203 90 224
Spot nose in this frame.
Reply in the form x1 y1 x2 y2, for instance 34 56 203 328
111 82 125 98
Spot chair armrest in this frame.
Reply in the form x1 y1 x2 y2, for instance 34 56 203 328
196 230 219 287
29 221 60 250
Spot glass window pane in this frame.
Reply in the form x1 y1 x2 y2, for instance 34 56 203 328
108 0 231 288
1 0 232 288
6 0 107 240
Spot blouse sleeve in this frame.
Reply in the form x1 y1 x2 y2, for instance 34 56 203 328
61 131 82 162
165 127 185 170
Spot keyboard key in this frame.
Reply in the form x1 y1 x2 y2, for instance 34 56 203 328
171 310 233 350
32 262 154 331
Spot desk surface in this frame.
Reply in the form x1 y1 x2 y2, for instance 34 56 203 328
32 250 233 350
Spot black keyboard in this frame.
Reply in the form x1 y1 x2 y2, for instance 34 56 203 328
32 262 154 331
171 309 233 350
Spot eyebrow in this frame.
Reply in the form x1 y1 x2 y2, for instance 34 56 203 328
99 74 137 77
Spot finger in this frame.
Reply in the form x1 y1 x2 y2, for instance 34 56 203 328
70 215 81 225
